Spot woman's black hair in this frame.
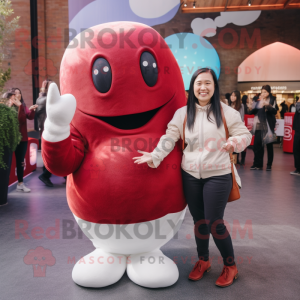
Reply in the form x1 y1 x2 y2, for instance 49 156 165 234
186 68 222 131
40 79 52 97
11 87 26 108
241 94 249 115
261 85 274 102
241 94 248 105
229 90 241 112
225 93 231 102
261 85 271 94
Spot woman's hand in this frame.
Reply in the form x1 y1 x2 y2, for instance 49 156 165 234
29 104 38 111
222 143 234 153
132 150 155 168
7 99 13 107
12 99 22 107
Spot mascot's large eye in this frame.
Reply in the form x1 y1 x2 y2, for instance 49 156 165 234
140 52 158 87
92 58 112 93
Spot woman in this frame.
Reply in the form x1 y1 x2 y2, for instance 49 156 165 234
0 91 22 205
133 68 251 287
229 91 244 121
8 88 38 192
249 85 278 171
291 97 300 175
241 95 250 116
229 91 246 165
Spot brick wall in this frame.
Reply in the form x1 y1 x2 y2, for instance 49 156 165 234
3 0 33 127
3 0 68 130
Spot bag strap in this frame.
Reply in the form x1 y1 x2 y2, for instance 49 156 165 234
220 106 233 160
220 106 238 184
220 106 229 140
182 113 187 151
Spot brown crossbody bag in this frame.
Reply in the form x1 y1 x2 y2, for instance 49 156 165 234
182 107 240 202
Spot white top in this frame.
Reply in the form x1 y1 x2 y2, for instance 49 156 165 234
147 102 252 187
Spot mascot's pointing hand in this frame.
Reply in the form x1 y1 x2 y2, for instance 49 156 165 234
43 83 76 143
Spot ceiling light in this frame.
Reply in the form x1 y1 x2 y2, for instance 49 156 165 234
193 1 196 8
184 1 187 7
248 0 251 6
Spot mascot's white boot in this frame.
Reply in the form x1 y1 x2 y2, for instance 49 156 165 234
72 249 127 288
72 208 186 288
127 249 179 288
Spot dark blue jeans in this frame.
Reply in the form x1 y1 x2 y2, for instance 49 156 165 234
181 169 235 266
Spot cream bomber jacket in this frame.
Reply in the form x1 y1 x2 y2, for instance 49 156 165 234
147 102 252 187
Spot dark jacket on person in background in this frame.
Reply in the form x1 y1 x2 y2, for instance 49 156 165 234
249 95 278 133
293 103 300 133
280 101 288 119
35 94 47 138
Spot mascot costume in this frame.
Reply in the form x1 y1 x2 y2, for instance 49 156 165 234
42 22 187 288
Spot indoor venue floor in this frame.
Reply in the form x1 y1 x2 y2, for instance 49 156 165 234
1 146 299 300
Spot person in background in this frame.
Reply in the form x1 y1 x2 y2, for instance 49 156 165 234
241 94 252 165
229 91 244 120
9 88 38 192
252 93 260 102
241 95 250 116
273 97 280 119
36 80 54 187
280 100 288 119
249 85 278 171
290 97 300 176
229 91 246 165
0 91 22 205
289 97 299 113
220 94 228 105
225 93 230 104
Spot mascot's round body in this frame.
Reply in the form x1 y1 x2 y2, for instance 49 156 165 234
42 21 187 288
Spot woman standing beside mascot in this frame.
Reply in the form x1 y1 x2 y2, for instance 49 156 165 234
135 68 251 287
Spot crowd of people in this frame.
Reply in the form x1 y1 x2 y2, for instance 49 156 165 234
220 87 300 174
0 79 60 206
0 87 37 197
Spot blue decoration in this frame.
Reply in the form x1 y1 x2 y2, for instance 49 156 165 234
165 33 221 90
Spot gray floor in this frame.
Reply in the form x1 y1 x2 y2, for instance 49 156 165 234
1 146 300 300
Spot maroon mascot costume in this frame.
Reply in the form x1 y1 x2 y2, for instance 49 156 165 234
42 22 186 288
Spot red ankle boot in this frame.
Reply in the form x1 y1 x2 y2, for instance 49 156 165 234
188 260 211 281
215 264 238 287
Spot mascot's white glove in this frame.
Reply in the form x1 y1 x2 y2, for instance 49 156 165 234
42 83 76 142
